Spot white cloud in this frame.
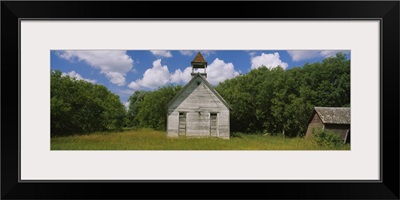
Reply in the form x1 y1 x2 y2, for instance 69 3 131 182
179 50 215 57
124 101 130 110
287 50 349 61
132 59 171 89
128 82 141 90
251 52 288 70
150 50 172 58
169 58 239 85
104 71 125 86
249 51 257 58
170 67 192 84
207 58 240 85
56 50 134 86
128 58 239 91
62 71 97 83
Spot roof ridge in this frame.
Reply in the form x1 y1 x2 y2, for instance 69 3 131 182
166 74 231 110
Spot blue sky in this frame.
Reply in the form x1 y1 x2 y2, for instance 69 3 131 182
51 50 350 108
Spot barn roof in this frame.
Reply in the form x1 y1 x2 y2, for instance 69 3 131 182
166 73 231 110
191 52 207 63
314 107 350 124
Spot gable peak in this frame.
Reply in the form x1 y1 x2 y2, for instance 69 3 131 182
191 52 207 63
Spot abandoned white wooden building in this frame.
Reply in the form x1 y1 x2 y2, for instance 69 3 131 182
166 52 231 139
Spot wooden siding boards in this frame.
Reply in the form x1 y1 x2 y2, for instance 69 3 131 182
178 112 187 136
167 112 179 137
306 107 351 142
167 74 231 110
325 124 350 140
305 112 324 137
167 74 230 139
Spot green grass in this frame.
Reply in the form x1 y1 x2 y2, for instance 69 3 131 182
51 128 350 150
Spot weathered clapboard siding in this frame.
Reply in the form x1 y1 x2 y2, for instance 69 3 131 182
305 112 324 137
217 110 230 138
324 124 350 140
210 113 217 137
167 112 179 137
167 75 230 139
305 107 350 143
167 52 230 139
179 112 187 136
169 80 226 111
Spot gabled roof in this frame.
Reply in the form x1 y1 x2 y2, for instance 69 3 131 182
314 107 350 124
191 52 207 63
167 74 231 110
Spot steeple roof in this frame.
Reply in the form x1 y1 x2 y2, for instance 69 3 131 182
191 52 207 63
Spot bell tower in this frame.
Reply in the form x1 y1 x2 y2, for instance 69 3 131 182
191 52 207 78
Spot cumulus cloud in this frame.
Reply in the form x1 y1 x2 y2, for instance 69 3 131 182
62 71 97 83
287 50 349 62
104 71 125 86
128 58 239 91
128 82 141 90
207 58 240 85
139 59 171 88
169 58 239 85
56 50 133 86
170 67 192 84
251 52 288 69
129 59 170 89
150 50 172 58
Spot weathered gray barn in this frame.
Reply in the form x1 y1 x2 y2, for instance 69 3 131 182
166 52 231 139
306 107 351 143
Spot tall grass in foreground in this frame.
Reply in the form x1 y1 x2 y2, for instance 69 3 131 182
51 129 350 150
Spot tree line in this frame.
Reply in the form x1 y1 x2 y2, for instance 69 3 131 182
215 53 350 137
51 53 349 137
51 70 126 136
126 85 182 130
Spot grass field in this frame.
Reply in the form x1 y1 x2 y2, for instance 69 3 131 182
51 128 350 150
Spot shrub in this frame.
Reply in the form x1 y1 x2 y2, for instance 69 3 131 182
312 129 344 148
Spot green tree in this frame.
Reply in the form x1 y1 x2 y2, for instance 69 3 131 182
129 85 182 130
216 53 350 137
127 90 148 127
51 70 126 136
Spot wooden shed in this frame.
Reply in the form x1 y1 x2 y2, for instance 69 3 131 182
166 52 231 139
306 107 351 143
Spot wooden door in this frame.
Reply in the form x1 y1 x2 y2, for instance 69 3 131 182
210 113 217 137
178 112 186 136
